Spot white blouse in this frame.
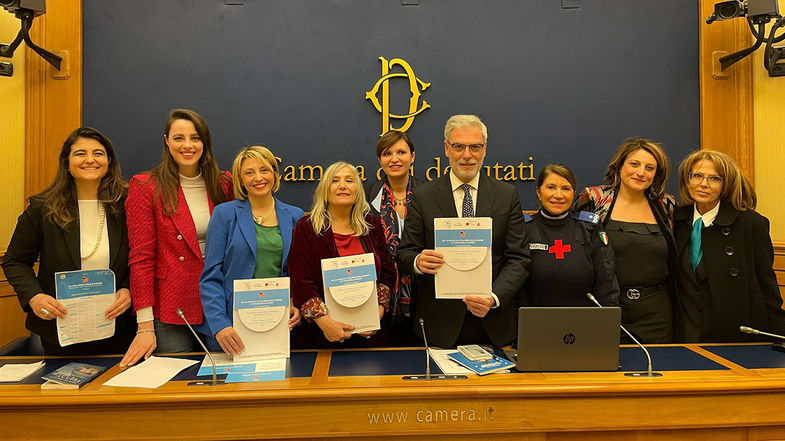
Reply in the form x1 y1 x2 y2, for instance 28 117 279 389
78 200 110 270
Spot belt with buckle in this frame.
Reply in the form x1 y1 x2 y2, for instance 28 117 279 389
622 284 664 300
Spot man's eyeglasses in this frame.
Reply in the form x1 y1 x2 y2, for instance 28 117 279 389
689 172 723 187
448 143 485 153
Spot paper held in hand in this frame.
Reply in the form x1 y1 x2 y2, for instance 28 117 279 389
233 277 291 362
321 252 380 334
54 269 116 346
434 217 492 299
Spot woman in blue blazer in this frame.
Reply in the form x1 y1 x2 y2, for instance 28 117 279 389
198 146 304 355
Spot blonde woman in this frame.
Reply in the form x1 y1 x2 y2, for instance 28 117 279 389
674 150 785 342
198 146 304 355
289 162 395 348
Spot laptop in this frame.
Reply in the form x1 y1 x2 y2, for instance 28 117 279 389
514 307 621 372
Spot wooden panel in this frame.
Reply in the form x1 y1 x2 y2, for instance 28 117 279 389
0 13 26 254
0 257 28 348
3 345 785 440
752 0 785 243
25 0 82 200
775 244 785 303
0 294 27 348
699 0 754 179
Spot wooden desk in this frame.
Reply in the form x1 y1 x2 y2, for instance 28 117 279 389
2 345 785 441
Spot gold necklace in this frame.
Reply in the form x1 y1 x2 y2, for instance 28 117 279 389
252 201 275 225
81 203 106 260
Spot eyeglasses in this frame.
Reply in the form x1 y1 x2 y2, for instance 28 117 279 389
689 172 723 187
448 143 485 153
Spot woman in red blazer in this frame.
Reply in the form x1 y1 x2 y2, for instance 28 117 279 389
121 109 232 366
289 161 396 349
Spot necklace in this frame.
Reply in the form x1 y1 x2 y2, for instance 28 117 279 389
81 203 106 260
252 201 275 225
392 191 407 207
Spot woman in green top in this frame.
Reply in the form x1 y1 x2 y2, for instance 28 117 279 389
198 146 305 355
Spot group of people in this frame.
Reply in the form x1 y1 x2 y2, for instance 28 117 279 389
3 110 784 365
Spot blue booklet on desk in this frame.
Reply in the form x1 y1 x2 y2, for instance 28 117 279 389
40 362 105 389
447 351 514 375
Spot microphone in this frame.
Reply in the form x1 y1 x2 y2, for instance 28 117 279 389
586 293 662 378
177 308 225 386
740 326 785 353
420 318 431 379
740 326 785 340
402 318 467 381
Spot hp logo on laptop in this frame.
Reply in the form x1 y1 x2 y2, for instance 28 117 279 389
563 333 576 345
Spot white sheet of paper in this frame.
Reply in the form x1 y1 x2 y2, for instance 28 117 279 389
321 253 380 333
254 358 287 371
428 349 474 375
102 356 197 388
55 269 117 346
57 294 115 346
0 361 44 382
434 217 492 299
232 277 290 362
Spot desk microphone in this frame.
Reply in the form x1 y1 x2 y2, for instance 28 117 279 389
402 318 467 381
739 326 785 352
177 308 225 386
586 293 662 377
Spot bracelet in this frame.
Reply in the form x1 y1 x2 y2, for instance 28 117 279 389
136 329 156 335
302 297 328 322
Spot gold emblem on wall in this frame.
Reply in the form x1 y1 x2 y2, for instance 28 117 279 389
365 57 430 135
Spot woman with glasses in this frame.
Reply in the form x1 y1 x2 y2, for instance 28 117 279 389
673 150 785 342
574 138 677 343
198 146 303 355
121 109 233 366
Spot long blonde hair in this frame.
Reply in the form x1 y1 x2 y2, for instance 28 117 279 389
678 149 756 211
309 162 370 236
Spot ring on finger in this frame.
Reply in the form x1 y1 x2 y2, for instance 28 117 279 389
40 308 50 316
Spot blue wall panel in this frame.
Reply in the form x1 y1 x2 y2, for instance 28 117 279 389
83 0 699 209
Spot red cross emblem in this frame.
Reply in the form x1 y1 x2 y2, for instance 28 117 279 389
548 240 572 259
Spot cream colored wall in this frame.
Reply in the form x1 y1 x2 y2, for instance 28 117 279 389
753 0 785 242
0 13 25 253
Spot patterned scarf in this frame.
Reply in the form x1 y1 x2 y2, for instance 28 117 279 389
379 175 415 319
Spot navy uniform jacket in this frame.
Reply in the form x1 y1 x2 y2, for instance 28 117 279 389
518 210 619 308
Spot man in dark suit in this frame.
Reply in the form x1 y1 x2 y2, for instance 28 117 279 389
398 114 529 348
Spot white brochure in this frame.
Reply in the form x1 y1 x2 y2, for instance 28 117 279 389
232 277 290 362
434 217 493 299
54 269 116 346
321 252 380 334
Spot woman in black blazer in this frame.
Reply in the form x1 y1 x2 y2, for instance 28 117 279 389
3 128 135 355
365 130 421 346
674 149 785 342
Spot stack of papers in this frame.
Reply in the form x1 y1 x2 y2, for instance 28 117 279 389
103 356 197 388
197 354 286 383
428 349 473 375
0 361 44 382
